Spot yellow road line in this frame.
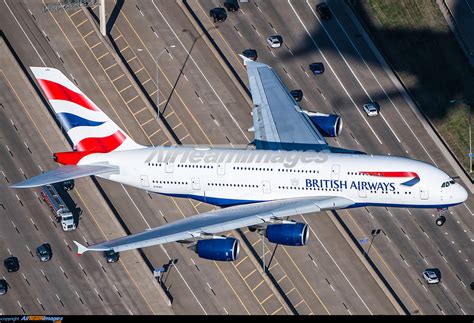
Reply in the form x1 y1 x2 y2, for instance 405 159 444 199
104 62 118 71
243 268 256 280
96 51 109 60
251 279 265 292
75 19 88 28
82 29 94 38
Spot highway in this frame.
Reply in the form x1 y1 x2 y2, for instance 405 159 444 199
93 0 401 314
0 0 471 315
190 0 473 315
0 36 171 314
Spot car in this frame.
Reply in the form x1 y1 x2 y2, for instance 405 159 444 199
36 243 52 262
242 48 258 61
104 250 120 263
266 35 283 48
363 102 380 117
316 2 331 20
224 0 239 12
470 281 474 290
0 279 7 296
61 179 74 191
422 269 440 284
309 62 324 75
290 90 303 102
4 256 19 272
210 7 227 22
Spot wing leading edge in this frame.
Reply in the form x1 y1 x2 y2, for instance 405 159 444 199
74 196 353 254
10 164 119 188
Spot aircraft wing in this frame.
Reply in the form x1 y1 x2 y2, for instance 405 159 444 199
10 164 119 188
74 196 353 254
242 56 329 151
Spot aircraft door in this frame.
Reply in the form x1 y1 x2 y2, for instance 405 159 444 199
358 188 367 198
331 165 340 180
165 162 174 173
217 162 225 175
140 175 149 187
262 181 271 194
419 186 429 200
192 178 201 190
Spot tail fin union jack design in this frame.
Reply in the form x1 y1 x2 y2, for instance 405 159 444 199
31 67 143 164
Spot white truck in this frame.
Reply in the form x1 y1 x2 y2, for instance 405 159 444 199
41 184 76 231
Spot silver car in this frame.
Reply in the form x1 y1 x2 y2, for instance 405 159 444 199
363 102 380 117
266 35 282 48
422 269 440 284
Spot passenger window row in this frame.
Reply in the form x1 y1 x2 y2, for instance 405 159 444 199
153 180 188 185
208 182 259 188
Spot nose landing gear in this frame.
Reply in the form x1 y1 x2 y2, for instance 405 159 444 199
436 208 448 226
435 216 446 226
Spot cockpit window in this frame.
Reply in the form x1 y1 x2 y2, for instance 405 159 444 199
441 179 456 188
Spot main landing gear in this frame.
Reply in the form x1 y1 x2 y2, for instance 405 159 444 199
435 208 448 226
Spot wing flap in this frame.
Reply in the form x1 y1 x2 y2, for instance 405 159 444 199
79 196 353 253
10 164 119 188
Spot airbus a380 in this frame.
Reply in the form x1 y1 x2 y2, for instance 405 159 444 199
11 57 467 262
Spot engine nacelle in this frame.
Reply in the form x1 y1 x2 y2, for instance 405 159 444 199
196 238 240 261
304 111 343 137
265 223 309 246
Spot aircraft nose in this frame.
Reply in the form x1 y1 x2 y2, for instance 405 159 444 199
456 184 468 203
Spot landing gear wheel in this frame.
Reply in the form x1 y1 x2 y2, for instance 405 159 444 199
436 216 446 226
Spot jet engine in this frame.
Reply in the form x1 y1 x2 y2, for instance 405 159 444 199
265 223 309 246
303 111 343 137
195 238 240 261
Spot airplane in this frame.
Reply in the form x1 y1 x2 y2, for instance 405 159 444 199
10 57 468 262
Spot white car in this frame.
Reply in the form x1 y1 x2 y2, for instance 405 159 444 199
363 102 380 117
422 269 440 284
267 35 282 48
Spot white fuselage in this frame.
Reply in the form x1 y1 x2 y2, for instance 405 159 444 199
80 146 467 209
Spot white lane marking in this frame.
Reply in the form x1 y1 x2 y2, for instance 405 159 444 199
307 0 401 144
288 0 382 145
300 216 373 314
120 184 208 314
4 0 46 65
151 0 250 143
328 1 442 165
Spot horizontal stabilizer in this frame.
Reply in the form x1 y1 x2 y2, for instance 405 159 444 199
10 164 119 188
74 241 89 255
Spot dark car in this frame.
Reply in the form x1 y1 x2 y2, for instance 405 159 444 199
4 256 19 272
242 48 258 61
290 90 303 102
309 62 325 74
0 279 7 296
36 243 52 262
224 0 239 12
61 179 74 191
316 2 331 20
104 250 119 263
210 7 227 22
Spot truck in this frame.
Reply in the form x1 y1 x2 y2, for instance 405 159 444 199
41 184 76 231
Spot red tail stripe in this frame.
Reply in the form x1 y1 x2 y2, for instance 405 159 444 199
360 171 419 178
76 130 126 153
54 151 95 165
37 79 99 111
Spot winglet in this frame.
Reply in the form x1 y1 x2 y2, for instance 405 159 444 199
238 54 252 66
74 240 89 255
